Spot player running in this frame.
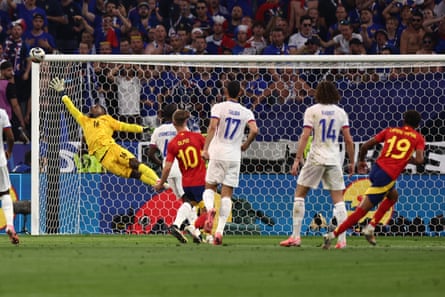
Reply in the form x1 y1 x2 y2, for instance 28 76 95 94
153 110 207 244
322 110 425 249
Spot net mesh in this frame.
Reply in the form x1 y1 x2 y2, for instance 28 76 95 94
34 56 445 236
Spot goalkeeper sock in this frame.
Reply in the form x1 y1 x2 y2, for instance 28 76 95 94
203 189 215 211
291 197 305 239
138 164 159 186
215 197 232 234
333 201 347 243
371 198 396 227
334 206 367 237
1 194 14 226
173 202 192 228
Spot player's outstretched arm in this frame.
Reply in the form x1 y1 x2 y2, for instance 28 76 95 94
49 77 83 120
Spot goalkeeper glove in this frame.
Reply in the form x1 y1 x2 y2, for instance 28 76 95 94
49 77 65 96
143 126 154 133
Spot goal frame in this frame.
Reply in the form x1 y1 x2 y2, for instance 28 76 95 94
30 54 445 235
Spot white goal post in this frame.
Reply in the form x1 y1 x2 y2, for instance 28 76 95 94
31 55 445 236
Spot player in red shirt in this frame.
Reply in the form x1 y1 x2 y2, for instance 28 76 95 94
153 109 207 244
322 110 425 248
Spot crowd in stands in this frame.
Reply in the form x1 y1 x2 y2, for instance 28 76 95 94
1 0 445 142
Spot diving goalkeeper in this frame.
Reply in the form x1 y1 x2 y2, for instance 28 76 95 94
49 77 167 189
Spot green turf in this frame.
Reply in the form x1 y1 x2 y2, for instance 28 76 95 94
0 235 444 297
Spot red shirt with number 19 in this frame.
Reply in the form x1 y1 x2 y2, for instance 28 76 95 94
165 131 206 187
374 125 425 180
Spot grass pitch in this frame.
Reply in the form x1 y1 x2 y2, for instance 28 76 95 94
1 235 444 297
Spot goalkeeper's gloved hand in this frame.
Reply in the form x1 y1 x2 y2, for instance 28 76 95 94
49 77 65 96
143 126 154 133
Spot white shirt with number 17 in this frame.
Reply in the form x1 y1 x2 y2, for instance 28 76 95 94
208 100 256 162
303 103 350 166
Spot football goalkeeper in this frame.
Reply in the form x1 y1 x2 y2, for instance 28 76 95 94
49 77 167 189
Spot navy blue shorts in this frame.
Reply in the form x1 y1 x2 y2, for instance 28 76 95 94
182 185 205 203
365 164 396 206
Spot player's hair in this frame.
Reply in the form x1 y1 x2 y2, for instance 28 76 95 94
314 80 340 104
162 103 177 121
227 80 240 98
173 109 190 126
403 110 421 128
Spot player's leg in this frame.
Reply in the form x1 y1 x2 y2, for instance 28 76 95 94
363 188 398 245
280 164 322 247
214 185 233 245
331 190 347 249
324 165 348 249
0 168 19 245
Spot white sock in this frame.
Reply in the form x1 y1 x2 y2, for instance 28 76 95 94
333 201 347 243
173 202 192 228
203 189 215 211
291 197 305 239
186 207 200 236
215 197 232 234
2 194 14 229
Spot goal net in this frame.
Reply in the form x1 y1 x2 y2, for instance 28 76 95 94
31 55 445 236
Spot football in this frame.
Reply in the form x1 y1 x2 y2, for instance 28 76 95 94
29 47 46 63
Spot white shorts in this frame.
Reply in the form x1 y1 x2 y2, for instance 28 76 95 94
205 159 240 188
0 166 11 192
297 163 345 191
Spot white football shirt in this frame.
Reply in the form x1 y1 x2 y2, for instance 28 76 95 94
0 109 11 167
303 103 350 166
208 101 256 162
150 123 181 178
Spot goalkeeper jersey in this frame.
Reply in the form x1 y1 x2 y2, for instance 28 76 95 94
62 96 143 160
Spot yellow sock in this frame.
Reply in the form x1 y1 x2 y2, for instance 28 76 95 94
138 164 159 186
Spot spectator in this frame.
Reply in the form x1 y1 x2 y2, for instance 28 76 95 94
317 19 363 55
80 30 96 54
384 16 401 51
169 32 193 54
145 24 171 54
298 35 323 55
226 5 244 39
7 0 48 33
400 9 425 54
57 0 90 54
129 33 145 54
306 6 328 42
262 27 289 55
93 14 122 54
119 36 131 54
207 0 230 19
83 0 131 36
289 15 314 54
327 5 349 40
349 37 366 54
192 0 213 34
359 7 384 51
0 60 27 142
23 13 57 54
3 20 31 131
129 1 163 40
206 15 226 54
422 7 444 32
107 63 144 141
231 24 252 54
36 0 67 39
193 35 208 54
246 21 267 54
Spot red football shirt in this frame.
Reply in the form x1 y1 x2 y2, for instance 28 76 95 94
165 131 206 187
375 126 425 180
